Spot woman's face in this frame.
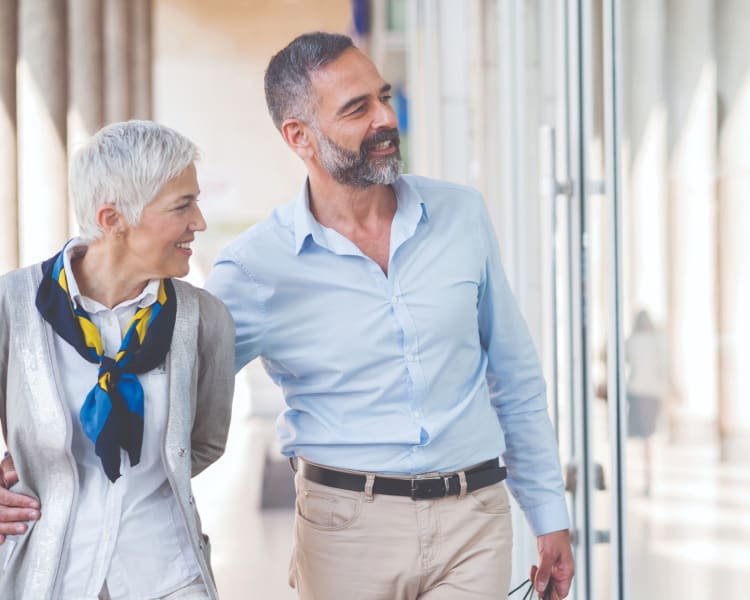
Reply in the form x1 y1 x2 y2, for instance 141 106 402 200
123 163 205 280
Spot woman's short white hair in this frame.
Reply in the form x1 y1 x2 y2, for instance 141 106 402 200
70 120 199 241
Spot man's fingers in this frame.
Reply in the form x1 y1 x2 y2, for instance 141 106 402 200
0 486 40 510
529 565 538 580
534 555 554 596
0 453 15 474
0 519 31 535
0 505 39 523
2 468 19 488
553 575 572 599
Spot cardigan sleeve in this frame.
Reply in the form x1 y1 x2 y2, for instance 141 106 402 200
189 288 236 477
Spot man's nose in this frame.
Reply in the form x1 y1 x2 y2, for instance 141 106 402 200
372 100 398 131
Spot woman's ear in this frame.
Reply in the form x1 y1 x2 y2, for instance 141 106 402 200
96 204 126 238
281 118 315 160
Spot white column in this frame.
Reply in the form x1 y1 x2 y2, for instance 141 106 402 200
621 0 668 327
68 0 104 234
17 0 68 265
666 0 718 435
104 0 133 122
0 0 18 273
131 0 152 119
716 0 750 459
68 0 104 145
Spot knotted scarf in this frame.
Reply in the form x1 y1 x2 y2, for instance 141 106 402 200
36 246 176 482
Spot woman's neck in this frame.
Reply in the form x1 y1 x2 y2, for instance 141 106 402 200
70 241 150 309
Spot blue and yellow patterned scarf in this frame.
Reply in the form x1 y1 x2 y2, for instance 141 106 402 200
35 246 176 482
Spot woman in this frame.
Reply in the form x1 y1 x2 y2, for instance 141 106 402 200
0 120 234 599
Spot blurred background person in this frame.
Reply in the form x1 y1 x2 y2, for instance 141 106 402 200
625 309 669 497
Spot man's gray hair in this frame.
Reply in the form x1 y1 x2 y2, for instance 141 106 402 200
264 31 355 131
70 120 199 241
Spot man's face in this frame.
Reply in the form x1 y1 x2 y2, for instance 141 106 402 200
312 124 401 188
308 49 402 187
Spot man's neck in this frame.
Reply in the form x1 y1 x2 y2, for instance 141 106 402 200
307 176 396 234
307 175 397 274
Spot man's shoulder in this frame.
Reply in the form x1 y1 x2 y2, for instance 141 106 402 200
400 174 484 205
217 199 296 265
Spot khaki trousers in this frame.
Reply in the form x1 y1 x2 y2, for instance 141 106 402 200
289 469 513 599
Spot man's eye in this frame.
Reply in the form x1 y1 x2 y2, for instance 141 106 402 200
381 95 392 103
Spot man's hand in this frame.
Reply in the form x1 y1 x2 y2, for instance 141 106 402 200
0 454 41 544
530 529 574 599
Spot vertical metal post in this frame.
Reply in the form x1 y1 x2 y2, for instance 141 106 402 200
568 0 594 596
603 0 627 597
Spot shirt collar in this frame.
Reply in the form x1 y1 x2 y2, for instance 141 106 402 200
391 176 429 228
62 237 161 314
292 176 429 256
293 180 326 255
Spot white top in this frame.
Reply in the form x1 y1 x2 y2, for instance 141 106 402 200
626 330 669 397
54 240 201 600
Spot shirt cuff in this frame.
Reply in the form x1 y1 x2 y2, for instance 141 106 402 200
524 499 571 536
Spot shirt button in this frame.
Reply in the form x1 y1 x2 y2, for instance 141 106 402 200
406 353 414 362
411 447 417 453
414 410 422 419
391 295 399 304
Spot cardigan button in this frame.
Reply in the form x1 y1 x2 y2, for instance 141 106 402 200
178 447 187 457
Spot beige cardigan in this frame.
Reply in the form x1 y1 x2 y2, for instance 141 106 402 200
0 263 235 600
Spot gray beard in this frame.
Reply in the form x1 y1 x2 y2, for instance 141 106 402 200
315 130 403 188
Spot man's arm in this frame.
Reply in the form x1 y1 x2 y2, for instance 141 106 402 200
474 195 569 533
204 255 263 374
472 196 574 595
0 454 41 544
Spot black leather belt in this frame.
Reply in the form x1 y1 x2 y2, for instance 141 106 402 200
299 459 506 500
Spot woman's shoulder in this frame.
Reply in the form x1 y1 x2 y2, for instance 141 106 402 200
0 263 42 303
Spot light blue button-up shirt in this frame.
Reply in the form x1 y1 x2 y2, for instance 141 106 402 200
205 175 568 535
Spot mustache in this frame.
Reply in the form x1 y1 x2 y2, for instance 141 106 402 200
361 128 401 153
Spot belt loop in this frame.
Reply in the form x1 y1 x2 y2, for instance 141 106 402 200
289 457 298 473
458 470 468 498
364 474 375 502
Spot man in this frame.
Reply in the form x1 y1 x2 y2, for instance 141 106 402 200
0 32 573 599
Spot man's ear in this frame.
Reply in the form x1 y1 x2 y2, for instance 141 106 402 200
281 118 315 159
96 204 126 238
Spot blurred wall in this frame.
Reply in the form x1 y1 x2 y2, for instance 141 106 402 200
152 0 352 267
